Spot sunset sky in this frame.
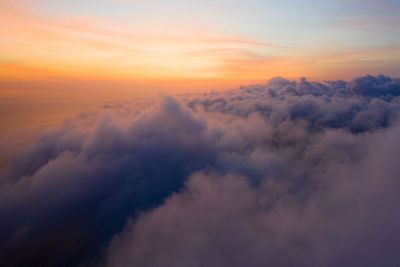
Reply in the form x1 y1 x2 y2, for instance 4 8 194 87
1 0 400 88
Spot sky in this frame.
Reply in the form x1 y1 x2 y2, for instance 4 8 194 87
1 0 400 89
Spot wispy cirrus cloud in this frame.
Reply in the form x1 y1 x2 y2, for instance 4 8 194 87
2 0 399 83
0 1 283 81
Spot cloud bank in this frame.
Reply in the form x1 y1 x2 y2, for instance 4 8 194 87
1 75 400 266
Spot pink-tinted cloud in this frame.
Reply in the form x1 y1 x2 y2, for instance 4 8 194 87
1 74 400 265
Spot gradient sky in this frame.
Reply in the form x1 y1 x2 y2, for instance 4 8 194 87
1 0 400 88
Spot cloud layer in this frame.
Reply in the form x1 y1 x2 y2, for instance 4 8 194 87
1 75 400 266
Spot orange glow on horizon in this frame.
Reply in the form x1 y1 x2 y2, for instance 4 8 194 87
1 1 400 89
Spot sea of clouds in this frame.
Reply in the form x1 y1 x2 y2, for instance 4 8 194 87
1 74 400 266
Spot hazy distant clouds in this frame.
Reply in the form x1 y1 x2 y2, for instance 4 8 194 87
1 75 400 266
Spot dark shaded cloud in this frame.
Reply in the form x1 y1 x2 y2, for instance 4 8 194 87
1 75 400 266
0 97 216 266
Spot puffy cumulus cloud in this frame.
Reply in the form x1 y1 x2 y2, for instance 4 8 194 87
1 75 400 266
106 132 400 267
0 96 216 266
